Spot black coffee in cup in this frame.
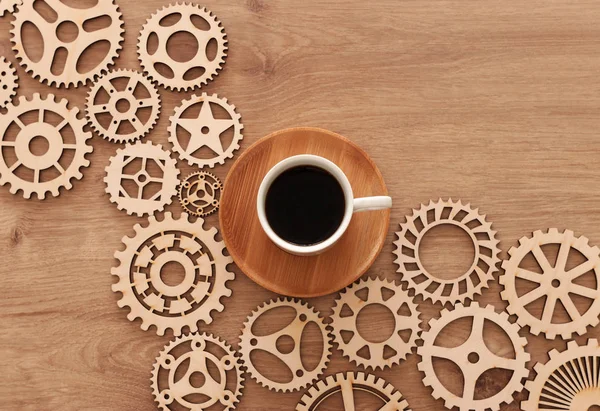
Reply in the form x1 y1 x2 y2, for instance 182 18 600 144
265 166 345 246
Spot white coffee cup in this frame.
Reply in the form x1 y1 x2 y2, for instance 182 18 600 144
257 154 393 256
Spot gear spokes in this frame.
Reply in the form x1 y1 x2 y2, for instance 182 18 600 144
418 303 530 411
501 228 600 339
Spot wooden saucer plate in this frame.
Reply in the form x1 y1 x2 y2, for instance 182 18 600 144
219 127 391 297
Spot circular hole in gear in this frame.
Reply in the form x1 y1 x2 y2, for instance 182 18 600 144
166 31 199 63
419 224 476 280
588 406 600 411
275 335 295 355
552 279 561 288
29 135 50 156
356 303 395 343
160 261 187 287
116 98 131 113
468 352 480 364
56 21 79 43
201 126 210 135
189 371 206 389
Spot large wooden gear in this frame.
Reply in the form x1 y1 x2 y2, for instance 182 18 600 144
168 93 243 168
151 333 244 411
417 303 530 411
394 199 501 305
104 141 180 217
86 69 161 143
11 0 124 88
522 339 600 411
111 212 235 336
0 0 21 16
500 228 600 340
330 277 421 370
138 3 227 91
0 93 93 199
296 372 411 411
239 298 332 393
0 56 18 108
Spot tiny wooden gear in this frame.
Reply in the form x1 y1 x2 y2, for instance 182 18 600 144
418 303 530 411
296 372 411 411
111 212 235 336
0 57 18 108
86 69 161 143
104 141 180 217
138 3 227 91
11 0 123 88
330 277 421 370
522 339 600 411
179 171 223 217
394 199 501 305
239 297 332 393
151 333 244 411
0 0 21 16
500 228 600 340
0 93 93 199
169 93 243 168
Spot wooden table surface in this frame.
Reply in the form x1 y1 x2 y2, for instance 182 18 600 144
2 0 600 410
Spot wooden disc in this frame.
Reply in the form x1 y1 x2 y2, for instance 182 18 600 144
220 128 390 297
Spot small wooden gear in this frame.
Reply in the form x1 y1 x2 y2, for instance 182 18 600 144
418 303 530 411
522 339 600 411
138 3 227 91
0 0 21 16
169 93 243 168
0 93 93 199
330 277 421 370
500 228 600 340
112 212 235 336
151 333 244 411
86 69 161 143
104 141 180 217
394 199 501 305
11 0 124 88
0 57 18 108
239 298 332 393
179 171 223 217
296 372 411 411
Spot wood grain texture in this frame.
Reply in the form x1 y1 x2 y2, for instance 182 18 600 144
1 0 600 410
220 127 390 298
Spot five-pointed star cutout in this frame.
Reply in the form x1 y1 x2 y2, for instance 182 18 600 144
176 101 235 156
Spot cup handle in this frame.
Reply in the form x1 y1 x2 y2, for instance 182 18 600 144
353 196 393 213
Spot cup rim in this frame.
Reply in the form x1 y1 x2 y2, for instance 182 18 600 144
256 154 354 255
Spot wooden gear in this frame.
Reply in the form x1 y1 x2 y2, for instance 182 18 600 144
394 199 501 305
151 333 244 411
239 298 332 393
111 212 235 336
104 141 180 217
296 372 411 411
0 0 21 16
417 303 530 411
0 56 18 108
138 3 227 91
500 228 600 340
522 339 600 411
330 277 421 370
179 171 223 217
86 69 161 143
0 93 93 199
168 93 243 168
11 0 123 88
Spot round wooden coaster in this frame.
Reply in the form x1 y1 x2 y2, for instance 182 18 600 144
219 127 391 297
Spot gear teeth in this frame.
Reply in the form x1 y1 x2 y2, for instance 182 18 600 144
501 228 600 341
